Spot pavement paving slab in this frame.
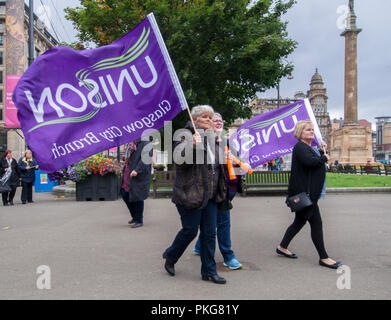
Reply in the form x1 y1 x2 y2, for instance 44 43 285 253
0 189 390 300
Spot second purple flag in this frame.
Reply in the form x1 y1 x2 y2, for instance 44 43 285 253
13 13 188 173
230 99 323 168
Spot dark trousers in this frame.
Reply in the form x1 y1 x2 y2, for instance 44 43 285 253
2 186 17 205
120 188 144 223
21 182 33 203
195 192 236 262
280 202 329 259
164 199 218 276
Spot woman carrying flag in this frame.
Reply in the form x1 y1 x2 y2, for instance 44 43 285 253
163 105 228 284
193 112 246 270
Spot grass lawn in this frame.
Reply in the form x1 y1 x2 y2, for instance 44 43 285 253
148 173 391 191
326 173 391 188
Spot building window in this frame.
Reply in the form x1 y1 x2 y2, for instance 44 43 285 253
0 51 3 65
0 89 2 103
0 72 2 84
377 127 383 145
0 34 3 46
0 128 7 153
35 48 40 59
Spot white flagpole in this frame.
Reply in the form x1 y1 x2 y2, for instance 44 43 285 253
304 98 323 144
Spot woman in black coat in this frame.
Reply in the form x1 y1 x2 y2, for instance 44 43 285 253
276 120 342 269
18 150 39 204
1 150 21 206
120 139 152 228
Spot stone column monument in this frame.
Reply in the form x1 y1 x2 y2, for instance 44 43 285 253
341 0 361 124
329 0 373 164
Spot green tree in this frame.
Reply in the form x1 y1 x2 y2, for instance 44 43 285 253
65 0 296 128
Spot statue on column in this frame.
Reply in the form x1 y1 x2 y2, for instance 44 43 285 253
349 0 355 14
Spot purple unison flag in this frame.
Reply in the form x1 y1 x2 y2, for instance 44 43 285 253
229 99 323 169
13 13 188 173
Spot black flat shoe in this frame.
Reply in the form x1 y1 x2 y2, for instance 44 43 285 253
276 248 298 259
202 274 226 284
128 219 135 225
163 253 175 276
319 260 342 269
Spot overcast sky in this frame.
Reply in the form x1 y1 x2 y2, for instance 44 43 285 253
33 0 389 129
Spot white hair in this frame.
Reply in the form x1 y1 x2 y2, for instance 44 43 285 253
191 105 214 120
213 112 223 119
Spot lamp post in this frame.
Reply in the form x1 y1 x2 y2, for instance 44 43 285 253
276 75 293 108
28 0 34 66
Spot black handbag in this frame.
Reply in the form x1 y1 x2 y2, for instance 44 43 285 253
0 180 12 193
217 187 233 211
286 172 312 212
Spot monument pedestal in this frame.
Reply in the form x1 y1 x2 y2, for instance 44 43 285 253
329 124 373 164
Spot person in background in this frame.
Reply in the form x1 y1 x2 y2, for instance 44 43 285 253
120 139 152 228
276 120 342 269
193 112 243 270
278 157 284 170
18 150 39 204
274 158 280 171
0 150 21 206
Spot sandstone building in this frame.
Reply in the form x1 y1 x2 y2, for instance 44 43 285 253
374 117 391 163
0 1 58 158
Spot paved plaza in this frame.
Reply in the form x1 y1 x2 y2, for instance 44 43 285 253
0 190 390 300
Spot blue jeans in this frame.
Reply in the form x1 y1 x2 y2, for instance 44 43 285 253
195 192 236 262
120 188 144 223
164 199 218 276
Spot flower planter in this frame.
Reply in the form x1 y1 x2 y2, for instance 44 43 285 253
76 173 120 201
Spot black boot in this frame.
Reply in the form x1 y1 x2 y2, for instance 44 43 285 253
163 252 175 276
202 274 226 284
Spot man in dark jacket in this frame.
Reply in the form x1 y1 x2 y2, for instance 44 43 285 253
163 105 228 285
120 139 152 228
